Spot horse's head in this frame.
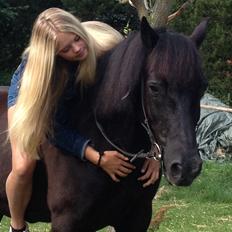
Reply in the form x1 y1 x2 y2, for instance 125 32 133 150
94 17 208 186
141 18 208 186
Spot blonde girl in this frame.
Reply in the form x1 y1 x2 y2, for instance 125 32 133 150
6 7 160 232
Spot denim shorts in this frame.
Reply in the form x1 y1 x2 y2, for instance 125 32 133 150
7 60 26 108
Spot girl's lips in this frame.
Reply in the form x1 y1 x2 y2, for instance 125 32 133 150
76 47 87 60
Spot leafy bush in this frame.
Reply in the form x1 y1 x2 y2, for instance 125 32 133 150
61 0 139 33
1 0 231 107
0 0 63 76
169 0 232 105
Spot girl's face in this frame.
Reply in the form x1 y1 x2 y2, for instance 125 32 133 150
57 32 88 62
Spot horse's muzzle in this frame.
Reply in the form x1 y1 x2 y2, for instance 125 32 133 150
163 153 203 186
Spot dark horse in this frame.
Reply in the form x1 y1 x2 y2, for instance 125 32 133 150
0 18 208 231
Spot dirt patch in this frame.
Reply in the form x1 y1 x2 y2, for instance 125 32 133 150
150 204 176 230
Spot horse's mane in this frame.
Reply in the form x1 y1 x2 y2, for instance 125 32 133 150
95 31 145 118
95 27 204 118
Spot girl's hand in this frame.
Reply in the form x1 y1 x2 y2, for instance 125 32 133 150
138 159 160 187
99 151 136 182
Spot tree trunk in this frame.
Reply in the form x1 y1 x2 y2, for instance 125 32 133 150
150 0 173 27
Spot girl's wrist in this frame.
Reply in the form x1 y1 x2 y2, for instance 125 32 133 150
97 151 105 167
84 145 101 166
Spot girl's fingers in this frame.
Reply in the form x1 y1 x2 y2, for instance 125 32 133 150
138 170 151 181
121 161 136 170
143 171 159 187
143 179 153 187
111 174 120 182
118 166 133 175
116 170 128 177
141 159 149 173
115 153 129 161
139 168 160 187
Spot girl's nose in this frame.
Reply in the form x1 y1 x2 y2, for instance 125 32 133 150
72 43 81 53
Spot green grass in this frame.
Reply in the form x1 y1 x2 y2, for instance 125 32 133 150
1 161 232 231
0 218 50 232
149 161 232 231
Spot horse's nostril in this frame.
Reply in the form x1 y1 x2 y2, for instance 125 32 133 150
170 162 182 178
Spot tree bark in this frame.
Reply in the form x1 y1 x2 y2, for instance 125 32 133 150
150 0 173 27
130 0 148 19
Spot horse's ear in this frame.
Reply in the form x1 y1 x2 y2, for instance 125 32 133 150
140 17 159 50
190 18 209 48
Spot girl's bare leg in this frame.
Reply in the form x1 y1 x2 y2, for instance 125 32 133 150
6 106 36 229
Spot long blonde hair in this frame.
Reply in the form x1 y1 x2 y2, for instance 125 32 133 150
82 21 124 57
9 7 123 159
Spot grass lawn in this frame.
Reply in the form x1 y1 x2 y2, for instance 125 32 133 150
1 161 232 231
149 161 232 231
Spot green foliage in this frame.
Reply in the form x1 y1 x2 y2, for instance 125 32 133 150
0 70 11 85
0 1 29 71
0 0 63 74
61 0 139 33
0 0 231 106
169 0 232 106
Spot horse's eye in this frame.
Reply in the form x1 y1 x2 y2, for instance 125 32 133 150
149 84 160 97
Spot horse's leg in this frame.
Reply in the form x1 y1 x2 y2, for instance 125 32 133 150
51 214 97 232
114 199 153 232
50 214 78 232
0 214 3 222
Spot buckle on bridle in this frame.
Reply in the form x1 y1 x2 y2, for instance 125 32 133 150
148 142 162 161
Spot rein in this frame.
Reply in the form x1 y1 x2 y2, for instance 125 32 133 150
95 81 162 163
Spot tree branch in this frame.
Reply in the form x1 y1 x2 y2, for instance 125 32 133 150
118 0 129 4
168 0 195 22
118 0 148 19
119 0 195 28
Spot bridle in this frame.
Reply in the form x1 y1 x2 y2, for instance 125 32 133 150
95 80 162 163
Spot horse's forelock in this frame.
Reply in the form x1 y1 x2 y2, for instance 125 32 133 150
147 30 203 89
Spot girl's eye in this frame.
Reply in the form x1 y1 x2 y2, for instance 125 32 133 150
75 35 80 41
61 47 70 53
